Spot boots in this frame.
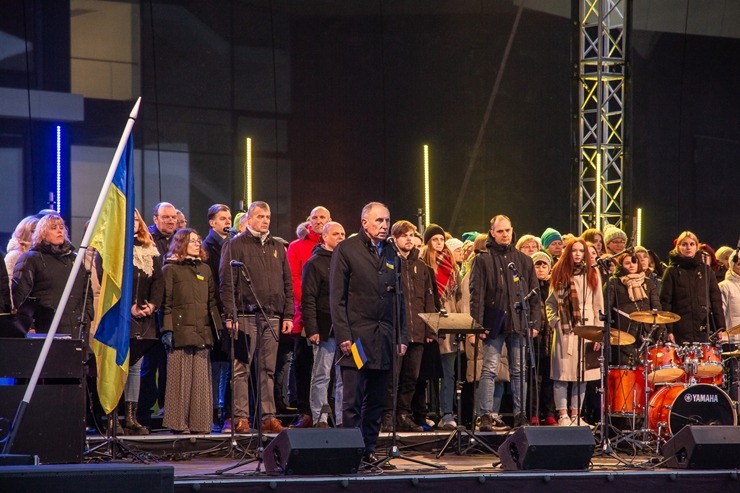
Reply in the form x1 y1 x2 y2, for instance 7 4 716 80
124 401 150 435
107 412 125 437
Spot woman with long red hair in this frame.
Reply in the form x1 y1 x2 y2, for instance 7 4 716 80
546 238 603 426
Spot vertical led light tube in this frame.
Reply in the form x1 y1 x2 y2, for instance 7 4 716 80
635 208 642 247
56 125 62 212
595 151 602 230
423 144 430 227
245 137 252 206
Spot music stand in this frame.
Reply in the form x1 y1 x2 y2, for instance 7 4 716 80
418 313 499 457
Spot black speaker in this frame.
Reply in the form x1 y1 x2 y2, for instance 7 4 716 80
662 426 740 469
263 428 365 475
498 426 595 470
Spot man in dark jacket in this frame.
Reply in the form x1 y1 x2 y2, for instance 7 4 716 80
469 215 541 430
202 203 232 432
381 220 436 433
330 202 407 464
220 200 293 433
303 221 345 427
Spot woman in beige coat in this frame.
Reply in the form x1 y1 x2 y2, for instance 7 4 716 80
546 238 603 426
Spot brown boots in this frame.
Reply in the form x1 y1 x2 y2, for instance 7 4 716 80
124 401 150 435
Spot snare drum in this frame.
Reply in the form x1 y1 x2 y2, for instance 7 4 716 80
647 383 737 438
607 366 645 415
646 343 684 383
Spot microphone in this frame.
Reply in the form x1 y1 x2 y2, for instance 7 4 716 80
230 260 244 267
386 236 399 252
524 287 539 301
508 262 521 281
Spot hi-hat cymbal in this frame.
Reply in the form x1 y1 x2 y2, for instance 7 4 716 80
572 326 636 346
629 310 681 324
726 323 740 337
722 349 740 358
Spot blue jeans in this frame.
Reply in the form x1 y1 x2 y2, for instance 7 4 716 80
310 338 343 424
479 332 526 416
211 360 230 409
124 358 142 402
439 352 457 415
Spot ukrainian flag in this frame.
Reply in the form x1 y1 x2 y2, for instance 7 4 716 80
90 134 135 414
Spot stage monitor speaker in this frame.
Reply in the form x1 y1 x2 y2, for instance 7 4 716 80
0 454 39 466
498 426 595 471
263 428 365 475
662 426 740 469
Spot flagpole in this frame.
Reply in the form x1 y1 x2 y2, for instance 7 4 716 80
2 97 141 455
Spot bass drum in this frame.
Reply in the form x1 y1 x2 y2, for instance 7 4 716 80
648 383 737 439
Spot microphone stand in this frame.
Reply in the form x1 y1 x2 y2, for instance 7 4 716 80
373 239 442 471
216 263 277 475
509 262 535 427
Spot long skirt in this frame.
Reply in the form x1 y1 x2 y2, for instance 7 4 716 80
163 346 213 434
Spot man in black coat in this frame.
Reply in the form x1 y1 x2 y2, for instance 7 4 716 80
330 202 407 464
469 215 541 431
302 221 346 427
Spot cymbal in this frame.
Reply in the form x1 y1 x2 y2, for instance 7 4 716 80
572 326 636 346
726 323 740 337
629 310 681 325
722 349 740 358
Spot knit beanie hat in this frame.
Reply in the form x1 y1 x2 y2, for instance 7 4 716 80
461 231 480 243
604 225 627 245
541 228 563 249
445 238 463 253
531 250 552 267
423 224 445 244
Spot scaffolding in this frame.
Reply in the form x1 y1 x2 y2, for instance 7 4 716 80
577 0 627 233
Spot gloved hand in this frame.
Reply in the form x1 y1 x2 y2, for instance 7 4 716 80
161 332 173 351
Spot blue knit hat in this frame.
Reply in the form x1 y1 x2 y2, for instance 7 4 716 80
541 227 563 249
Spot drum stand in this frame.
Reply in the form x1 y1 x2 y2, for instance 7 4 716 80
610 324 658 452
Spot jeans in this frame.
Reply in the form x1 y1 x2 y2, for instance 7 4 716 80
553 380 587 413
439 352 457 415
124 358 142 402
211 360 230 409
479 332 526 416
310 338 342 424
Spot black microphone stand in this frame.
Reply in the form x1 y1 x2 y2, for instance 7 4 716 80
509 262 535 427
216 263 278 475
373 239 442 471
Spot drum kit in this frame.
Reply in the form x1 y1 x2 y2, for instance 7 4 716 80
579 311 740 449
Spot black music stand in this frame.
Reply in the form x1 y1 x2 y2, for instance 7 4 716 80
418 313 499 457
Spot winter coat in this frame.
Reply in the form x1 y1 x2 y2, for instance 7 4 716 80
660 252 725 344
287 225 321 334
5 238 27 291
147 224 172 257
469 233 541 337
161 258 218 349
399 249 437 344
219 229 294 321
130 241 163 341
12 241 94 335
719 269 740 344
330 228 407 370
202 229 227 313
546 274 603 382
301 244 333 341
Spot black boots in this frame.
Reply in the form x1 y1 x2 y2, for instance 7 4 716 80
124 401 150 435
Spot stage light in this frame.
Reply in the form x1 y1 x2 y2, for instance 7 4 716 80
56 125 62 212
423 144 430 227
635 208 642 246
245 137 252 206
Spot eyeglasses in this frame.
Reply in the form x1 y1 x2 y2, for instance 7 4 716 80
188 239 202 245
158 215 177 221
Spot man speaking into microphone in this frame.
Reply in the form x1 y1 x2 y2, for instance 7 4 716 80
469 214 541 430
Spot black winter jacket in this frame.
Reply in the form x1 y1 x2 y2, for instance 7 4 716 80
12 241 94 335
660 252 724 344
468 233 541 337
219 230 293 320
330 229 407 370
302 244 333 341
161 258 218 348
399 248 437 343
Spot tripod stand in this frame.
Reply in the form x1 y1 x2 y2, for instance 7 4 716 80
216 263 279 475
433 319 498 458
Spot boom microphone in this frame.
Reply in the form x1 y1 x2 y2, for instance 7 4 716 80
230 260 244 267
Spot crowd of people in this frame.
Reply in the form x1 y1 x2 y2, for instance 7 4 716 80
3 202 738 465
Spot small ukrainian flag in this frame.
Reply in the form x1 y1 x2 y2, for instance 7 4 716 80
351 338 368 369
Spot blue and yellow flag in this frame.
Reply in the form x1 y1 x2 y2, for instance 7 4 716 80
351 338 367 369
90 134 135 414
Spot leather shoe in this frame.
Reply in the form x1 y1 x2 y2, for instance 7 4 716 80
234 418 251 434
397 413 423 432
291 414 313 428
262 417 285 433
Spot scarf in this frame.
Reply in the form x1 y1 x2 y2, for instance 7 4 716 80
133 242 160 277
620 272 646 302
435 251 457 298
556 266 586 334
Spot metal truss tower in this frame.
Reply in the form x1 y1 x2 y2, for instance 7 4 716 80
577 0 627 233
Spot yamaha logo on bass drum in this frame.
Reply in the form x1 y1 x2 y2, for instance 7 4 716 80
683 392 719 403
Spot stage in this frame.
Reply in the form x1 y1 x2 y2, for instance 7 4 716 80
3 427 740 493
